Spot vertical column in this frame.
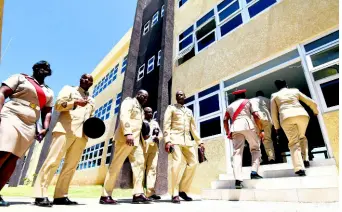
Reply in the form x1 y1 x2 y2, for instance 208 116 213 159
155 0 174 194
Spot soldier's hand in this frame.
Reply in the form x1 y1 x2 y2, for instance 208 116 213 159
125 134 134 146
165 142 173 153
199 143 205 151
74 99 88 107
36 129 48 142
259 131 265 140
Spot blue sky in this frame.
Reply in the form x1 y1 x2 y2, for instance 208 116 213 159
0 0 137 94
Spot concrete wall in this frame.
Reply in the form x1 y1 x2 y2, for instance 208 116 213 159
323 111 339 168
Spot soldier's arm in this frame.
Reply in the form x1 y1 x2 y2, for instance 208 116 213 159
55 86 75 112
163 106 172 144
270 96 280 130
190 114 202 146
119 98 133 135
154 121 163 141
223 110 230 137
297 89 319 115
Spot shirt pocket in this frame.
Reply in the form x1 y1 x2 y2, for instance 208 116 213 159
131 107 142 120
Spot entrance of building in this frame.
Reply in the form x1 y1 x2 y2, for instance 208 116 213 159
224 61 328 166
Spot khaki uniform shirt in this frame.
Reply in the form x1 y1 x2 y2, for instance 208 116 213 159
271 88 319 130
163 104 202 146
226 99 255 132
53 85 95 138
250 96 272 123
142 119 163 153
114 97 144 147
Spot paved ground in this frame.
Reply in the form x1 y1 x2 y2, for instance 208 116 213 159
1 196 339 212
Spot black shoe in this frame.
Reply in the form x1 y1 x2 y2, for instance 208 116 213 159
268 159 276 164
132 194 152 204
0 196 9 207
99 196 118 205
235 180 243 189
179 192 193 201
34 197 53 207
148 194 161 200
171 196 180 204
53 197 78 205
295 170 306 176
304 161 310 168
251 172 263 179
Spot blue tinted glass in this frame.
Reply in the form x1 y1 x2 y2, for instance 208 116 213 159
101 142 105 147
199 84 219 98
220 14 243 37
187 104 194 115
109 99 113 104
184 95 195 104
179 36 193 51
196 10 214 27
96 144 100 149
248 0 276 18
105 113 110 120
197 31 215 51
246 0 253 3
179 25 194 40
115 107 120 114
217 0 235 11
199 94 220 116
121 66 127 73
88 162 91 168
97 159 101 166
179 0 188 7
219 1 239 21
92 160 96 167
305 31 339 52
106 105 111 112
91 146 95 151
200 116 221 138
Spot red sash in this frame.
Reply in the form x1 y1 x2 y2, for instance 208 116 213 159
21 74 47 109
228 99 249 139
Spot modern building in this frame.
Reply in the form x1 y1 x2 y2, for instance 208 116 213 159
172 0 339 201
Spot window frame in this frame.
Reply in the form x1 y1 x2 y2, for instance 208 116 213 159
178 0 188 8
147 56 155 74
137 64 145 81
161 5 165 17
143 21 150 36
121 55 128 73
157 50 162 66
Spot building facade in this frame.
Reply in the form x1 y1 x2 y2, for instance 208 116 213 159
172 0 339 194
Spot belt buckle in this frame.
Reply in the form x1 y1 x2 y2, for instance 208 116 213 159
29 102 37 109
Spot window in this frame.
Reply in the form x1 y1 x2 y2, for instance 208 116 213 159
143 21 150 35
114 92 122 114
178 0 188 8
94 99 113 121
121 55 128 73
199 116 222 138
157 50 162 66
92 64 119 97
199 94 220 116
161 5 165 17
152 12 159 27
77 141 105 171
106 139 113 165
147 56 155 74
137 64 145 81
305 34 339 112
176 0 279 65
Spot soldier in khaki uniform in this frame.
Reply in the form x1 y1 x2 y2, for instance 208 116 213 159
100 90 151 205
0 61 54 207
224 89 263 189
164 91 205 204
33 74 95 207
271 80 318 176
250 90 276 163
141 107 163 200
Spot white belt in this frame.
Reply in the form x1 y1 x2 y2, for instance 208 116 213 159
11 98 41 111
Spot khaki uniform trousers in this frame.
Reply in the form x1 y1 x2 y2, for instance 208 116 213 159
144 145 159 197
232 130 261 181
171 144 198 197
33 132 87 198
102 141 145 196
260 120 275 161
281 116 309 172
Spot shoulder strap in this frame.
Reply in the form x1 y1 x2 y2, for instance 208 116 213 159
231 99 249 123
21 74 47 108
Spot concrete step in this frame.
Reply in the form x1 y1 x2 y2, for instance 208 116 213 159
211 175 339 189
202 187 339 202
219 159 337 180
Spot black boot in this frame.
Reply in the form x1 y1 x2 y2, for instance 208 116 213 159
0 196 9 207
295 170 306 176
251 171 263 179
132 194 152 204
34 197 53 207
304 161 310 168
99 196 118 205
179 192 193 201
235 180 243 189
148 194 161 200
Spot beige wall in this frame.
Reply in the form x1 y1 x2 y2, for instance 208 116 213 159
323 111 339 169
172 0 339 98
168 137 226 194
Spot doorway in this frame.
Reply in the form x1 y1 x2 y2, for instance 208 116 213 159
225 61 328 166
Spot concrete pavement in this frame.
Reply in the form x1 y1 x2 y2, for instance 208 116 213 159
0 196 339 212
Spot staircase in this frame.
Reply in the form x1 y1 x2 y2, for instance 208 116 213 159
201 159 339 202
